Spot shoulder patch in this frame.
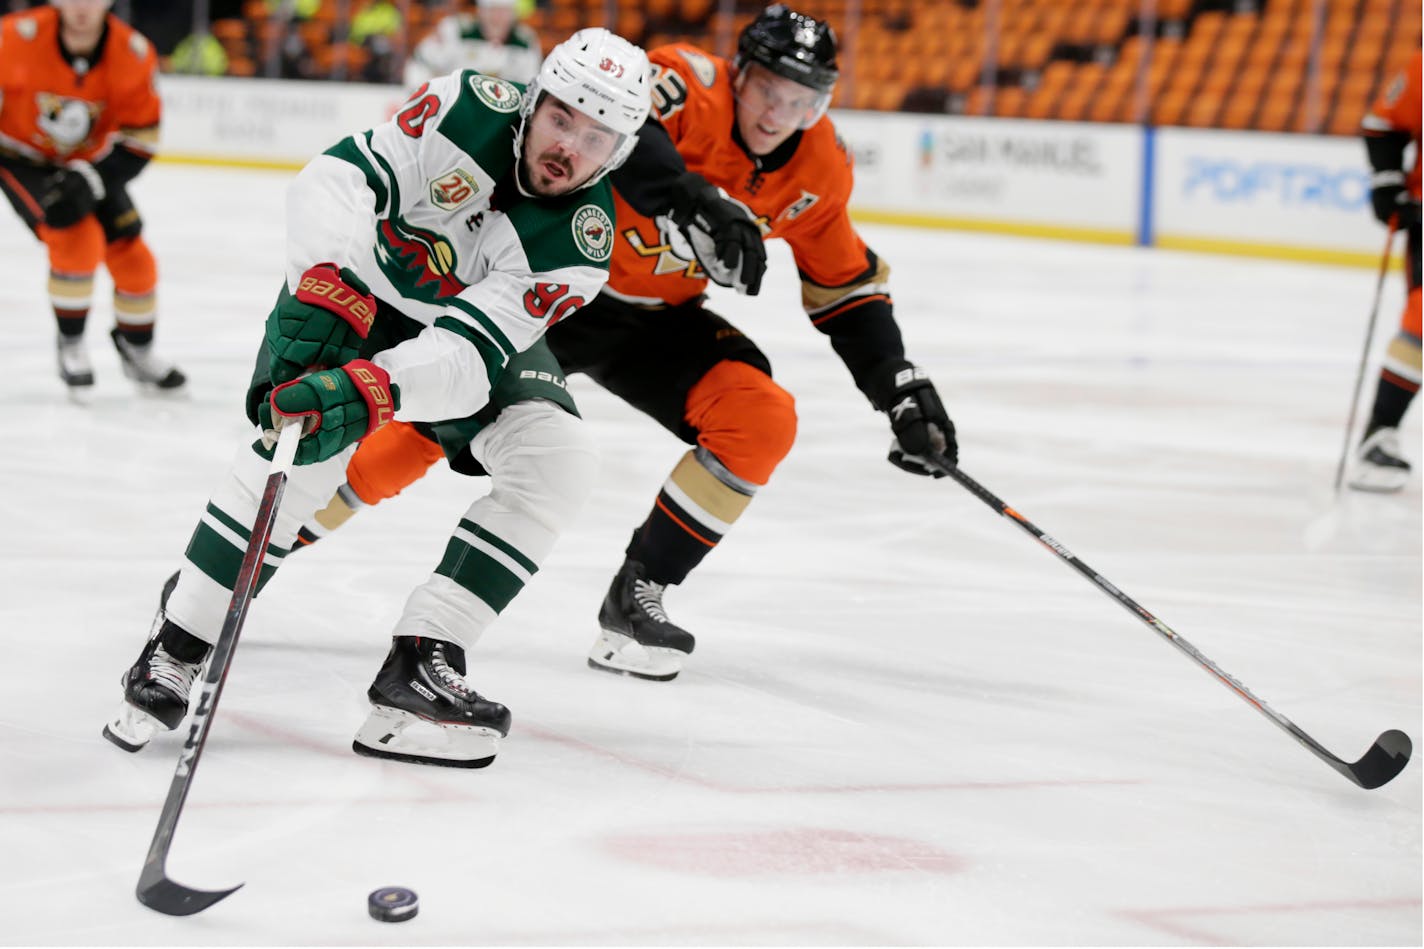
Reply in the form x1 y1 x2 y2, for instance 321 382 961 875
128 31 149 58
17 16 38 41
676 48 717 88
467 74 522 113
571 204 614 262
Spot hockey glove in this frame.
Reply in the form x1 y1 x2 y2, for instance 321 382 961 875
872 359 957 477
39 162 104 229
265 263 378 385
1370 170 1408 226
259 360 399 465
668 172 766 296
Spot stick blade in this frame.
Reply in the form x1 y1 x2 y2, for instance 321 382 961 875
137 875 243 916
1345 729 1412 790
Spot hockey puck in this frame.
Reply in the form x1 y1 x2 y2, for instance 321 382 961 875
368 886 419 922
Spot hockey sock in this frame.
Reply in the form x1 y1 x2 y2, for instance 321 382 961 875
1366 371 1418 436
625 448 755 586
106 236 158 341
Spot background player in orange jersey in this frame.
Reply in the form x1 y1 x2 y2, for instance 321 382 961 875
290 4 955 682
1351 47 1422 492
0 0 184 397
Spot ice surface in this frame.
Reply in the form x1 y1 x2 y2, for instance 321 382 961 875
0 163 1417 946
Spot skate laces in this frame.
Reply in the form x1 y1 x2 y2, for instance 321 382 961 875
632 578 671 624
428 645 475 698
147 645 200 699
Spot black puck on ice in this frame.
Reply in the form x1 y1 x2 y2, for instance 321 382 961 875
368 886 419 922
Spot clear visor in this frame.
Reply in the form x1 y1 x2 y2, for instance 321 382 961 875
735 67 833 131
534 94 633 167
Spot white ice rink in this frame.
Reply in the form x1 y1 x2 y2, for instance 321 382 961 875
0 163 1419 946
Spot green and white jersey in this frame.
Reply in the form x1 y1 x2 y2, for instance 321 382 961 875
285 69 616 423
403 16 543 87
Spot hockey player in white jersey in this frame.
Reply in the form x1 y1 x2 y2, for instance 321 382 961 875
103 29 652 769
404 0 544 88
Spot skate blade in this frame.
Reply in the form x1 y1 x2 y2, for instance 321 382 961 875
586 630 684 682
63 384 95 406
1348 471 1409 493
352 705 501 768
102 702 161 752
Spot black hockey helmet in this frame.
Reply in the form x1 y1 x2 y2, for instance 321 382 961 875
735 4 839 94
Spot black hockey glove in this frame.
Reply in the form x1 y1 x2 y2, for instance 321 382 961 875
1370 170 1408 226
668 172 766 296
871 359 956 477
39 162 104 229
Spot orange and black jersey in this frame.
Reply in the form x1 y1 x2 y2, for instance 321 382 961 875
0 7 159 182
1363 49 1422 200
608 44 907 399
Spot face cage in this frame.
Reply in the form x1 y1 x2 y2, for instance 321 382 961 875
732 64 835 131
512 86 640 193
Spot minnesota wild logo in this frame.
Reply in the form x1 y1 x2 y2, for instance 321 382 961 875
571 205 614 262
469 75 521 113
376 218 470 301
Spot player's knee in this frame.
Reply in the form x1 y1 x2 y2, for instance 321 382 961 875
1402 286 1421 339
483 403 598 531
687 360 797 485
39 218 105 274
346 420 444 504
105 235 157 290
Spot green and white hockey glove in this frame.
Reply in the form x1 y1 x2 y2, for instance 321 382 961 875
259 360 399 465
265 263 378 384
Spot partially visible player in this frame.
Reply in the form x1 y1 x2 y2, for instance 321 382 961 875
403 0 543 87
102 29 652 769
1351 47 1422 492
0 0 185 396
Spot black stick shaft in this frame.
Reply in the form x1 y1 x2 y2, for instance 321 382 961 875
136 425 302 915
931 457 1410 789
1333 220 1398 494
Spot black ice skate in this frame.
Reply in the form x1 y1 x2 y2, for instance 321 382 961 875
586 560 696 682
353 636 511 769
102 618 211 752
110 328 187 390
1349 427 1411 493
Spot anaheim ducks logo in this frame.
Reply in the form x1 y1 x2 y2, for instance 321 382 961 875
35 94 101 153
375 219 469 301
572 205 614 262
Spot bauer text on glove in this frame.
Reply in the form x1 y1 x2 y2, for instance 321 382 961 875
259 360 399 465
266 263 378 384
872 359 957 476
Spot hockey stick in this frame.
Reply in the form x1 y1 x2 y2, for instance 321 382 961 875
136 421 304 916
925 454 1412 790
1332 219 1398 494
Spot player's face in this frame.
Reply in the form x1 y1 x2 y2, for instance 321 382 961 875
52 0 111 35
521 97 623 196
735 64 825 155
477 5 515 43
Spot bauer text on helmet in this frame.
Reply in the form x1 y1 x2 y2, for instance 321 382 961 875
515 28 651 193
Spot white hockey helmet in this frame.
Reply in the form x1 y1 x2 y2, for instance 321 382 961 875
516 28 652 188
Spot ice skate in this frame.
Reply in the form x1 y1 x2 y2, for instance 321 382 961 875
102 617 211 752
353 636 510 769
110 328 187 390
56 335 94 398
586 560 695 682
1349 427 1411 493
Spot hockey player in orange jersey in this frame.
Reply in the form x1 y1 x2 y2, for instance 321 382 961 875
0 0 184 397
1350 48 1422 491
288 4 956 682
